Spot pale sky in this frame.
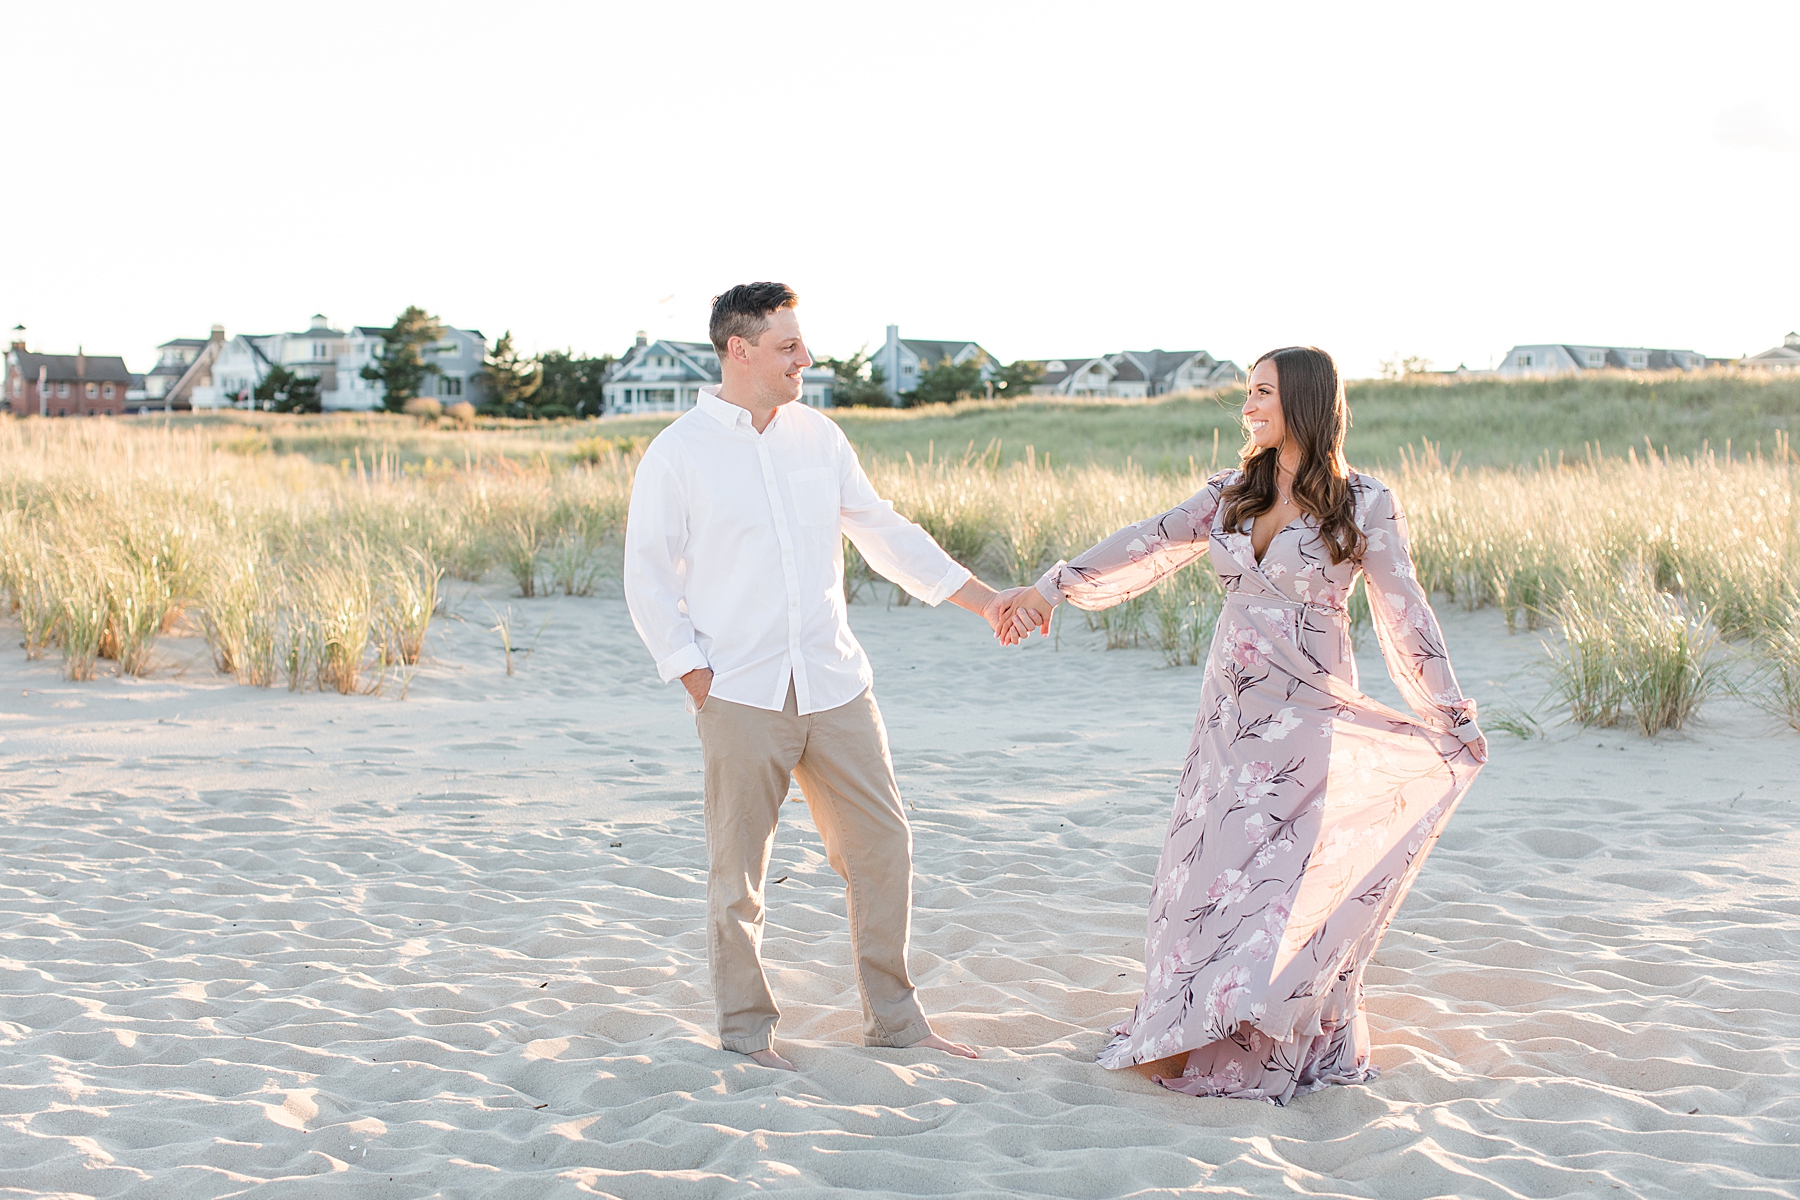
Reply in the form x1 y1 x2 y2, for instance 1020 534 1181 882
5 2 1798 380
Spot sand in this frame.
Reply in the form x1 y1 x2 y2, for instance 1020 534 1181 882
1 581 1797 1199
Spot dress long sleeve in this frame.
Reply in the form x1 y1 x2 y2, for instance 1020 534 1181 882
1357 482 1480 740
1037 472 1230 611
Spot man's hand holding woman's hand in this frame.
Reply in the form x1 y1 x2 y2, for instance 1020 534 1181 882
989 586 1053 645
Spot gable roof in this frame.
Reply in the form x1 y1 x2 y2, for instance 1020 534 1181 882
7 351 132 384
899 338 985 366
1119 349 1212 384
612 338 722 384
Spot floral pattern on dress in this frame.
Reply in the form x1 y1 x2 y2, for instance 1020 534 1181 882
1040 470 1483 1105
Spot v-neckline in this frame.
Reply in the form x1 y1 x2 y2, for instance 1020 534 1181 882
1248 513 1305 567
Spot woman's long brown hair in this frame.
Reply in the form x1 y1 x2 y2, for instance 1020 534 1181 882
1219 346 1365 564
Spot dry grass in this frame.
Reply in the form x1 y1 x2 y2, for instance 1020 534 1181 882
0 418 633 691
2 409 1795 736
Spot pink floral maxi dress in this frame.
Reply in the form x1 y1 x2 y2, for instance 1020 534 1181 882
1037 470 1485 1104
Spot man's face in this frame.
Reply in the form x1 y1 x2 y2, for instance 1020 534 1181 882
733 307 812 406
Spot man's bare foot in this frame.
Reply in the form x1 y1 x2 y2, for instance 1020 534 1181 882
746 1047 796 1071
912 1033 979 1060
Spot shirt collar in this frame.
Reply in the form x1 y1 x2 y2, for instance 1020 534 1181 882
696 385 754 431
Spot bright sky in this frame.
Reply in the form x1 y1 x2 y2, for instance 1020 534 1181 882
5 2 1798 380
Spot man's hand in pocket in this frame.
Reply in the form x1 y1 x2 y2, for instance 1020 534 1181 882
682 667 714 710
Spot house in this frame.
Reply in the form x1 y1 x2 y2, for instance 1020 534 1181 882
873 326 995 404
1496 344 1708 377
4 330 133 417
603 332 836 415
143 315 488 411
1033 349 1243 398
1740 331 1800 372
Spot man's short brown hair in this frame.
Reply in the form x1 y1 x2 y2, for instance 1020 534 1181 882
709 282 799 356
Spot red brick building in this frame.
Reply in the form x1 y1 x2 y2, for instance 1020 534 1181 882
4 334 133 417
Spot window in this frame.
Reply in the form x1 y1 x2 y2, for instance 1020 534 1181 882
442 375 463 396
1585 351 1604 366
57 381 70 398
86 382 98 398
8 377 18 397
1516 354 1533 367
313 342 327 359
103 383 115 398
1629 352 1647 367
902 363 915 375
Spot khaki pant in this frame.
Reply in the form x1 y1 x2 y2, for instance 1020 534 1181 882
695 683 930 1053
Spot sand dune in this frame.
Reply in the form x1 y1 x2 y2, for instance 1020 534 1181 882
2 583 1796 1198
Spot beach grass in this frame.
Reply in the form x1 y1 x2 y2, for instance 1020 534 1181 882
1 374 1795 734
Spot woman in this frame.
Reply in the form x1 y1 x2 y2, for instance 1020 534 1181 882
1000 346 1486 1105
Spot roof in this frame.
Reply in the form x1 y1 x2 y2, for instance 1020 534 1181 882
7 351 132 384
1119 349 1210 383
900 338 985 366
1033 356 1101 387
157 337 211 349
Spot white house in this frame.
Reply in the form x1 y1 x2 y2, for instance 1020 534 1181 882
1034 349 1243 398
874 326 996 404
603 332 836 415
155 314 488 410
1496 343 1707 377
1740 331 1800 372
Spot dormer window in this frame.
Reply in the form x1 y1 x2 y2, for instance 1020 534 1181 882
1585 350 1604 366
1628 351 1647 367
1516 354 1533 367
1047 360 1066 373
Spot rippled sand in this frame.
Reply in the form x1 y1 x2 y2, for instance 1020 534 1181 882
2 584 1796 1198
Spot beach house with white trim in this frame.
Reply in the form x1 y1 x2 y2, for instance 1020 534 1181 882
603 332 836 415
1740 331 1800 372
874 326 996 404
1496 344 1707 377
1033 349 1243 398
147 315 488 410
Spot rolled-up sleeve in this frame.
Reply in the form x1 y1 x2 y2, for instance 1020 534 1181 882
624 449 710 682
837 439 971 606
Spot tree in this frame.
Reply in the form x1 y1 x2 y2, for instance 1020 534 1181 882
361 305 444 412
1378 352 1434 380
476 331 542 417
817 347 891 407
907 353 988 406
993 358 1044 399
253 364 321 414
535 350 614 418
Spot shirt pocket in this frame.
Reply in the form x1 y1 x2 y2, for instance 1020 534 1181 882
787 467 840 529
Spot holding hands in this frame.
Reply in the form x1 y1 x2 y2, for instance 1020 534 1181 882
984 585 1055 646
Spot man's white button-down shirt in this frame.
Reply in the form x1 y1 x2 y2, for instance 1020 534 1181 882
625 385 971 715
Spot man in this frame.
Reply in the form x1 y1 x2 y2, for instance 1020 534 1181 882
624 282 1019 1071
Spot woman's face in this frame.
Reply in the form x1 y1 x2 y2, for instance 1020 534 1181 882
1242 359 1285 451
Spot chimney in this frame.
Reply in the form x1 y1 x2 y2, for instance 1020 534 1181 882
884 325 900 405
210 324 226 344
635 331 648 349
76 346 86 378
9 324 23 353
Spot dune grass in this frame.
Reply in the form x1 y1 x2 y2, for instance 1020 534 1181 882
3 374 1797 735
